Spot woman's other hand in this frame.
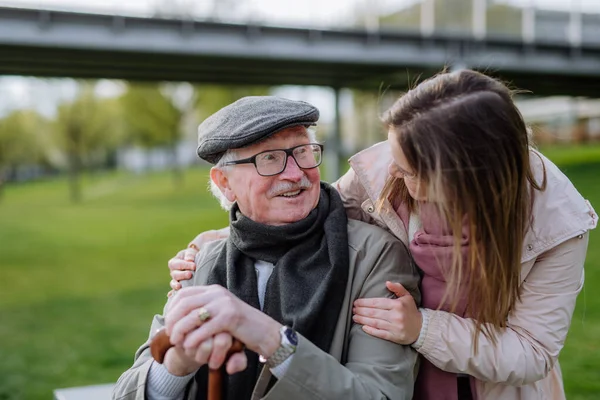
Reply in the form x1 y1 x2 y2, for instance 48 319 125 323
168 248 198 293
168 228 231 294
353 281 422 345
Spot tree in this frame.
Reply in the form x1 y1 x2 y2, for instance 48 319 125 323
194 85 269 120
120 82 189 185
52 82 124 203
0 109 46 201
120 82 269 187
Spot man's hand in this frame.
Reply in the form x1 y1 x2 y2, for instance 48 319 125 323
163 344 203 376
162 332 248 375
166 285 283 361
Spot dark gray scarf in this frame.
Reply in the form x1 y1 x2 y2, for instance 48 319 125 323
194 182 349 400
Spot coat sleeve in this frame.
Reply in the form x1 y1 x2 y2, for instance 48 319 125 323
417 232 589 385
333 167 376 224
262 236 421 400
111 305 199 400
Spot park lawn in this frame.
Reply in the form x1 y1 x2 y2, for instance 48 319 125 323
0 168 229 399
0 153 599 399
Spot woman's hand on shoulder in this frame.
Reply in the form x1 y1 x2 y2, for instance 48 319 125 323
352 281 422 345
168 228 231 295
168 248 198 294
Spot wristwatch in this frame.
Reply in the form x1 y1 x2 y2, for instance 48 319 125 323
260 325 298 368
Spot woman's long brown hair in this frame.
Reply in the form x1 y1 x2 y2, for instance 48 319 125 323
379 70 547 350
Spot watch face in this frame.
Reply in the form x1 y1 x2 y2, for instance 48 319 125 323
284 328 298 346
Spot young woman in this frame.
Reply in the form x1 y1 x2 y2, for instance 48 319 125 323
169 70 597 399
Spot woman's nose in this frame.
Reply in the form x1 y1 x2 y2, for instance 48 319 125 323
388 162 400 178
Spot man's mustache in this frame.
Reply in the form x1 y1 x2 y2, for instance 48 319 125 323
268 176 313 197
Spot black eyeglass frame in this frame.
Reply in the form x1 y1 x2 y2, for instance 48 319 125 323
223 143 324 177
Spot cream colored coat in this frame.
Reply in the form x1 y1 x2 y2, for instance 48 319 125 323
334 141 597 400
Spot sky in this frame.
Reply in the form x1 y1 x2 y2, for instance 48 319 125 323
2 0 600 26
1 0 599 119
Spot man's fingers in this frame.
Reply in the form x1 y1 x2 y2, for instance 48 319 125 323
226 352 248 374
192 337 213 366
208 333 233 370
165 286 225 334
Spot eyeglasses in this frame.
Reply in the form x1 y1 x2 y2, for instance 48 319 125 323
224 143 324 177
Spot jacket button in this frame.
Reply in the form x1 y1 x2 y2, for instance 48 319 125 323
367 206 375 213
526 244 533 251
577 234 584 239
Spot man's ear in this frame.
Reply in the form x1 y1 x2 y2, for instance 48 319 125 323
210 167 236 202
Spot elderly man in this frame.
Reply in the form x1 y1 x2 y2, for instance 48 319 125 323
113 96 420 400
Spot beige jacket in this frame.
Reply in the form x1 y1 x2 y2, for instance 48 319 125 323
334 141 597 400
113 219 422 400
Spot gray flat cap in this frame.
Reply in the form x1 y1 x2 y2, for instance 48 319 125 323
197 96 319 164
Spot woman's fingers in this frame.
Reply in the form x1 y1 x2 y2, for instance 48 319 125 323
386 281 411 297
183 247 198 262
352 314 392 331
352 306 390 320
170 279 182 291
171 270 193 282
361 325 393 342
168 257 196 273
353 297 395 309
226 352 248 374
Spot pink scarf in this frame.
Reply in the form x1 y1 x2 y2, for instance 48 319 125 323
404 203 477 400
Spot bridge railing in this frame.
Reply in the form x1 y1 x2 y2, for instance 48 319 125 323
1 0 599 47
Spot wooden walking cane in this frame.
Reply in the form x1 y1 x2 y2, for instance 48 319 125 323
150 328 244 400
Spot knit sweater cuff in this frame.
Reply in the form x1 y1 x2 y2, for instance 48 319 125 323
416 309 452 357
411 308 431 350
146 361 196 399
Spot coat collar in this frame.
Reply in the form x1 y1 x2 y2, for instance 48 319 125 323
349 141 597 264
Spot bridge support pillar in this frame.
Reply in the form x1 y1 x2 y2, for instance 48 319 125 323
325 87 342 183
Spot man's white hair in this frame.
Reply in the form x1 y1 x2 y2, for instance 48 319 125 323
209 128 318 211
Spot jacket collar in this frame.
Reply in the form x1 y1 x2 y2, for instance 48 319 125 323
349 141 597 264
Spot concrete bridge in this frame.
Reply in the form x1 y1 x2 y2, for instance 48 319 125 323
1 6 600 97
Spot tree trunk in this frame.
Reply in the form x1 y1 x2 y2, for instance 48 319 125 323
0 167 8 203
67 151 82 203
170 139 184 188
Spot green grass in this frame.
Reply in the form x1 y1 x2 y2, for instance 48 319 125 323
0 150 598 399
0 168 229 399
538 143 600 167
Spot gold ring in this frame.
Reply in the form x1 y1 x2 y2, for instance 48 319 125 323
197 307 211 322
188 243 199 251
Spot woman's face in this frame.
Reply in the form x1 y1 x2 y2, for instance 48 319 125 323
387 129 428 201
